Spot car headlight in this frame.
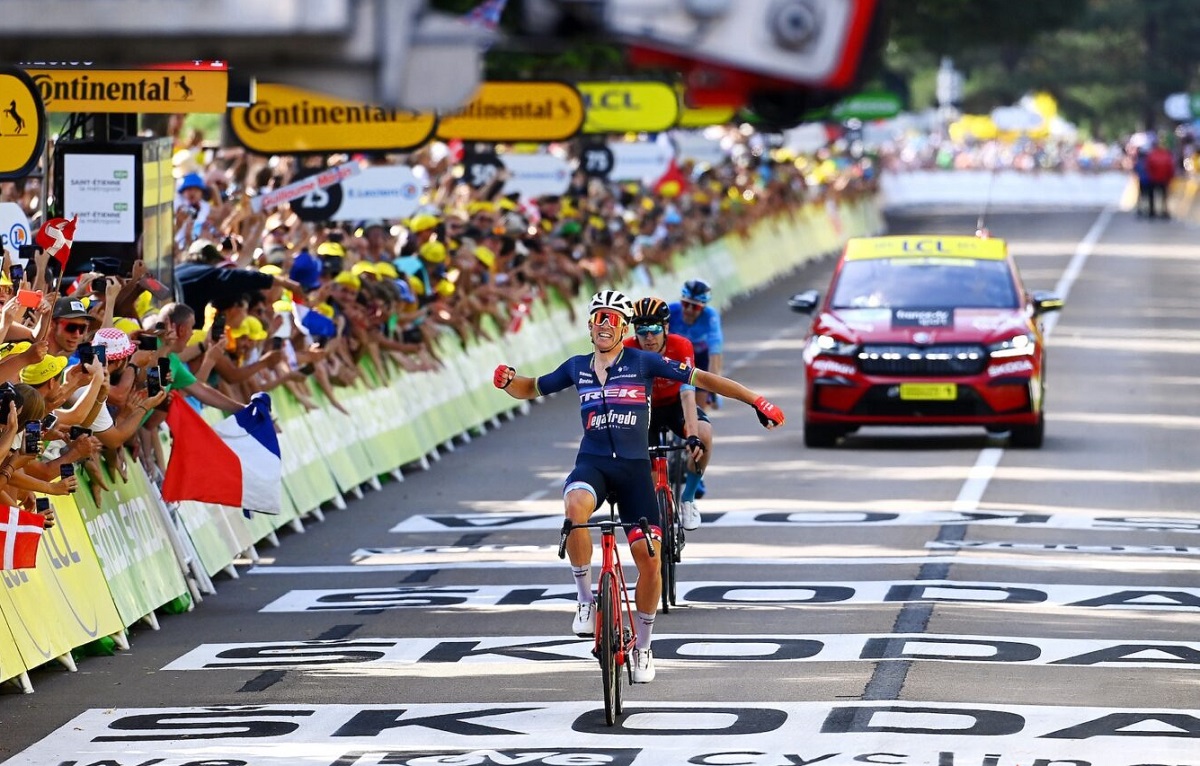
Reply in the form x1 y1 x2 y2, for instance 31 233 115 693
987 334 1036 358
809 334 859 356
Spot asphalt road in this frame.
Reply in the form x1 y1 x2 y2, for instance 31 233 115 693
3 207 1199 766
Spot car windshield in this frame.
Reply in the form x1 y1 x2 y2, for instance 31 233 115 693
830 257 1020 310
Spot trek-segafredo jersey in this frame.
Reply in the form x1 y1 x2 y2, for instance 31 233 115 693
536 347 695 460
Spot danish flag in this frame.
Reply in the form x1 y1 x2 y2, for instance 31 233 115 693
1 506 45 570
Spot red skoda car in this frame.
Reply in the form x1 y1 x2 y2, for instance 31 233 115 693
789 235 1063 448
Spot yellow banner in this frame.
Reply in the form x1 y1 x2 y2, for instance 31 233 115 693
0 67 46 179
579 81 680 134
26 67 228 114
437 81 584 142
229 82 438 155
0 607 24 683
677 104 736 128
0 494 124 672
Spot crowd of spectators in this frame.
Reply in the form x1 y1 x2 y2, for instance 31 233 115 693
876 134 1129 173
0 123 877 519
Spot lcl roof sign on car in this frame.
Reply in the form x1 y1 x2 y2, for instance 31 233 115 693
790 235 1063 449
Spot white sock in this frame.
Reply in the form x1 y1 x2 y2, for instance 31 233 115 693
572 566 592 603
635 611 655 650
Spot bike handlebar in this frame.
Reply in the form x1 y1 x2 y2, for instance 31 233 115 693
648 442 692 457
558 517 656 559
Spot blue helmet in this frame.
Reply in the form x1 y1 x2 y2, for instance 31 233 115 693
682 279 711 304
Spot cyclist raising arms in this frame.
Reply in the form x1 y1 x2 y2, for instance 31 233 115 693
669 279 724 408
624 297 710 530
494 290 785 683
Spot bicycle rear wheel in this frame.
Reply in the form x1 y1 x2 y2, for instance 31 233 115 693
657 488 676 612
598 571 620 726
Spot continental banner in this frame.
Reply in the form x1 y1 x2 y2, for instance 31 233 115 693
229 82 438 155
74 463 188 627
26 66 227 114
579 81 680 134
437 81 584 142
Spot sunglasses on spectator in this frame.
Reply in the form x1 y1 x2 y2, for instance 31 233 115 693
589 310 624 328
634 324 664 336
682 300 704 311
60 322 91 334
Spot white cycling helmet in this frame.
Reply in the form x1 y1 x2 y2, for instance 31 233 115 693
588 289 634 321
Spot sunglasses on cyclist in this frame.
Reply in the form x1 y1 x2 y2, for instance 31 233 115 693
589 309 624 328
634 324 664 336
681 300 704 312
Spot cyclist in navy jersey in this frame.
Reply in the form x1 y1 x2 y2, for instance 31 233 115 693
495 290 785 683
669 279 723 408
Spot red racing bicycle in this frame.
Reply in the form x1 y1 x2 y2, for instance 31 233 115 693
650 438 690 613
558 505 655 726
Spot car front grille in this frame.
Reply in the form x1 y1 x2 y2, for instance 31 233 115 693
857 344 987 376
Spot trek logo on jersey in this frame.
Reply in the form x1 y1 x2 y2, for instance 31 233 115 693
579 385 647 405
587 410 639 429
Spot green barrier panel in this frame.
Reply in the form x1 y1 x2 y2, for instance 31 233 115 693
175 500 251 577
74 463 188 628
274 392 341 512
339 377 407 478
302 403 376 492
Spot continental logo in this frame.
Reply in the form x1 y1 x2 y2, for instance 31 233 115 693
229 82 436 155
436 81 584 142
25 68 227 113
241 99 422 133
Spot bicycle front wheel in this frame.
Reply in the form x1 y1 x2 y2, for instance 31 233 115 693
598 571 620 726
657 488 676 613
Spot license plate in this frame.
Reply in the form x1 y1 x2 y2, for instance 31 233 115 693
899 383 957 401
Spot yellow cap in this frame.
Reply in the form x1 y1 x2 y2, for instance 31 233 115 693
375 261 399 279
497 197 519 212
260 264 283 276
134 290 155 319
333 271 362 290
351 261 379 277
316 302 335 319
474 246 496 270
0 273 10 287
273 298 293 314
407 275 426 296
434 279 456 297
0 342 30 359
407 214 440 233
187 328 207 347
231 315 268 341
113 317 141 336
467 201 495 215
20 354 68 386
317 241 347 258
419 241 447 264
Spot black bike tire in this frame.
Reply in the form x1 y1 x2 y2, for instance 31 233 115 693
657 488 675 614
599 571 619 726
668 441 686 503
